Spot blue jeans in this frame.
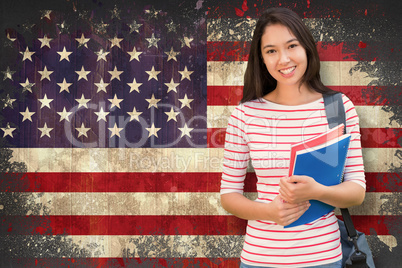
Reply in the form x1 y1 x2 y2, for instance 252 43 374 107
240 259 342 268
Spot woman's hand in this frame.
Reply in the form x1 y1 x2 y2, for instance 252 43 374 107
278 175 322 204
268 196 310 226
221 192 309 225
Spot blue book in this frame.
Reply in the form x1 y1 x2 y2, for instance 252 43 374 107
285 133 351 228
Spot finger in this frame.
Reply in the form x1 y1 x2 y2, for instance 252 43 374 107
284 202 311 224
289 175 304 184
282 200 309 210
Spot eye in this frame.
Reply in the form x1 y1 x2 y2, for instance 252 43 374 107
289 44 298 49
266 49 276 54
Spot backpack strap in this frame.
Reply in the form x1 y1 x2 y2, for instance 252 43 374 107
323 93 359 240
323 92 346 129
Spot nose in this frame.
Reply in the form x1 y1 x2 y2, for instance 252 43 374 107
278 50 290 65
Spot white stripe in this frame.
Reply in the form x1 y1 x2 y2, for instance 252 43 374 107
9 147 398 173
207 61 382 86
2 192 397 216
207 105 401 128
5 234 394 258
9 148 223 173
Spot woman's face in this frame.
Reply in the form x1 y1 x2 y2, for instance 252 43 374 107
260 23 308 88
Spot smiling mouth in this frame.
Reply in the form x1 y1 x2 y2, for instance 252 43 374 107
279 66 296 75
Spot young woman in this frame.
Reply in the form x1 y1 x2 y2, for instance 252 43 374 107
220 8 366 268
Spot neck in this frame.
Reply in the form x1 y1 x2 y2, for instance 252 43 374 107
266 83 321 106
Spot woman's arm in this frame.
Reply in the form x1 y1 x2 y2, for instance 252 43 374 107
221 192 310 226
278 176 365 208
279 95 366 208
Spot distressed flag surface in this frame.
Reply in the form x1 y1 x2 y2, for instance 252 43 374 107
1 0 401 267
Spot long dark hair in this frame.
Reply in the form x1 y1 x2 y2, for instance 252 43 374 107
241 8 337 103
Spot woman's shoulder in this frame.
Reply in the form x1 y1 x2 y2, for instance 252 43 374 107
339 93 357 110
236 99 268 109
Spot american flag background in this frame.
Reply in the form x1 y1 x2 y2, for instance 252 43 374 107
0 0 400 267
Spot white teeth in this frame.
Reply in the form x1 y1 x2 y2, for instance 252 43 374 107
279 66 296 75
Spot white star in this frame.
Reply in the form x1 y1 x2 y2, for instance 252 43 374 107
127 78 142 93
180 36 193 48
93 20 108 34
57 46 72 62
76 66 91 81
178 66 193 81
108 94 123 109
75 33 90 48
109 36 123 48
145 94 160 109
110 5 121 19
145 7 161 19
20 78 35 93
165 20 178 33
178 94 194 109
146 33 160 48
57 107 73 122
57 78 72 93
20 107 35 122
2 94 16 109
165 107 180 122
20 47 35 61
38 123 53 138
1 123 16 138
40 10 52 20
94 78 109 93
38 66 53 81
108 66 123 81
94 107 109 122
108 123 123 138
76 123 91 138
164 78 180 93
127 47 142 62
145 66 161 81
2 67 15 81
38 35 53 48
178 123 194 138
145 123 161 138
95 49 109 61
38 94 53 109
128 20 142 33
127 107 142 122
165 47 180 62
75 94 90 109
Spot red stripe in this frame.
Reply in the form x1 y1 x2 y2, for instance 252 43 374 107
13 258 240 267
207 41 393 62
208 127 402 149
3 215 397 236
207 41 251 61
2 215 247 235
361 128 402 148
241 252 342 266
2 171 399 193
207 85 391 106
2 172 222 192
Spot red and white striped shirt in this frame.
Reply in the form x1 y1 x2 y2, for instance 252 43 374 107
220 94 366 267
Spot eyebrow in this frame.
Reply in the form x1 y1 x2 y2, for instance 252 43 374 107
262 38 299 49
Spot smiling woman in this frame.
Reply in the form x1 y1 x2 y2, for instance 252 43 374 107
220 7 366 268
260 24 309 100
241 8 338 105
